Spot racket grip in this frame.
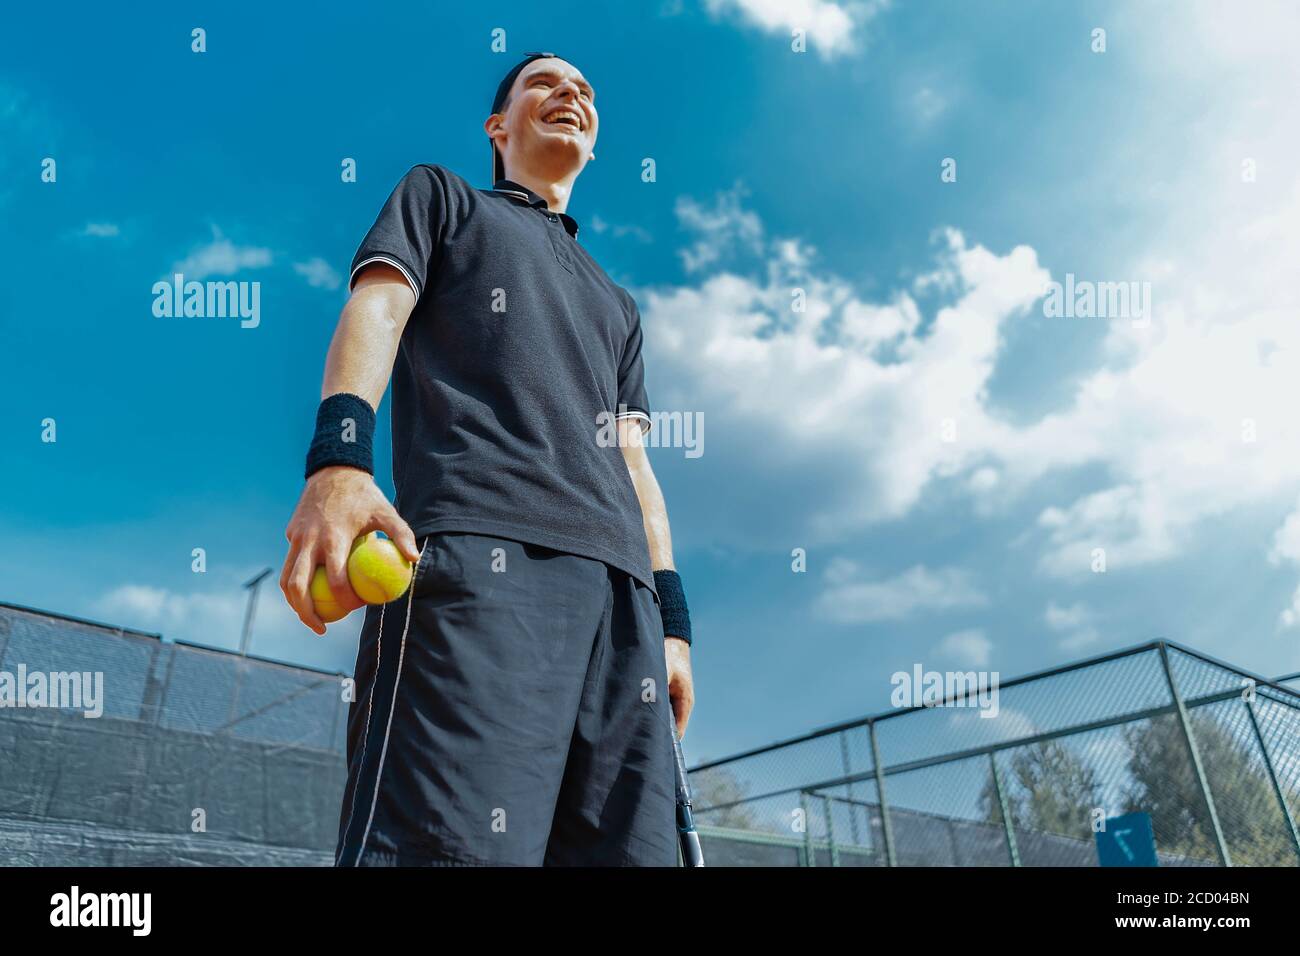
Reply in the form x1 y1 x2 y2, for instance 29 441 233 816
673 732 706 867
678 826 705 868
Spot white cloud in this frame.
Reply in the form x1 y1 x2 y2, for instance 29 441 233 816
1268 499 1300 566
840 296 920 351
675 186 764 273
647 148 1300 595
0 82 60 211
999 1 1300 588
629 4 1300 632
641 218 1047 545
589 213 653 243
171 229 272 280
951 705 1036 740
999 242 1300 579
80 222 119 238
909 85 947 126
95 585 247 644
703 0 888 59
933 628 991 668
93 582 317 656
1268 500 1300 629
293 256 342 290
816 561 987 623
1044 601 1100 653
1043 601 1087 631
1278 588 1300 630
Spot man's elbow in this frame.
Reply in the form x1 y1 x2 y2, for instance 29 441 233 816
343 272 416 336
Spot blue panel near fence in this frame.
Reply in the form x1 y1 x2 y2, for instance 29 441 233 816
1095 811 1158 867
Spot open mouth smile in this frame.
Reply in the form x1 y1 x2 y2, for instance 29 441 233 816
540 107 585 132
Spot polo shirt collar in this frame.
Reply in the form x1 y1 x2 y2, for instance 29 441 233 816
492 179 580 239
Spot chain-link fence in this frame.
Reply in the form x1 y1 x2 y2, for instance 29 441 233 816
6 601 1297 868
687 642 1300 867
0 602 346 866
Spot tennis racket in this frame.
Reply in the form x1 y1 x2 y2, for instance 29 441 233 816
673 731 705 866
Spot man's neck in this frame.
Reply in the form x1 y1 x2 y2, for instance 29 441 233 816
501 166 577 214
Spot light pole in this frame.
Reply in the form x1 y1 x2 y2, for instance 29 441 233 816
239 567 274 656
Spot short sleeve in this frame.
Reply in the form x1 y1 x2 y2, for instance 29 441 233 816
616 298 651 434
349 165 447 300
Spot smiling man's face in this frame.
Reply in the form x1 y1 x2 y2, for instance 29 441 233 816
489 57 599 182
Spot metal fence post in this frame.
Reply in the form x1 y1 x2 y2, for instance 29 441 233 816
868 718 898 866
822 794 840 867
330 675 346 753
155 643 178 726
1159 643 1232 866
139 642 166 724
1243 696 1300 865
226 656 247 733
840 731 862 846
799 791 814 866
989 752 1021 867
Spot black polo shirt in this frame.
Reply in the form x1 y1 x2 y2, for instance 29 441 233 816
348 164 655 589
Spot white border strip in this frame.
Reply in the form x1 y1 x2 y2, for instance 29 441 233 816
332 600 382 868
350 255 420 300
615 409 652 434
349 537 427 866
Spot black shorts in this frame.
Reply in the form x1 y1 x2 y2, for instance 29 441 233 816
334 531 676 866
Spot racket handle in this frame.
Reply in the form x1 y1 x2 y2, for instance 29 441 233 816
678 827 705 868
673 732 706 867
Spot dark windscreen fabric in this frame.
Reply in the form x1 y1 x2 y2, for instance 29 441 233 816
0 605 345 866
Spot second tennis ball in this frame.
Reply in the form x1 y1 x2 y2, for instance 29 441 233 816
310 567 347 623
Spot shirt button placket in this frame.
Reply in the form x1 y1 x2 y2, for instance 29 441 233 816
546 215 576 273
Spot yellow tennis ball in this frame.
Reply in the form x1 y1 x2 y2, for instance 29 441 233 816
310 566 348 623
347 532 414 605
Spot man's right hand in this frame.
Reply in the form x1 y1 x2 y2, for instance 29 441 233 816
280 465 422 635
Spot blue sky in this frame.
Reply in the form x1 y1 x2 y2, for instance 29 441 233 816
3 1 1299 764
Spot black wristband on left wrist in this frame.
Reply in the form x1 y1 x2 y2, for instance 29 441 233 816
653 569 692 645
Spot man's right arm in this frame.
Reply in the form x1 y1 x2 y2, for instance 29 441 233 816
279 264 422 635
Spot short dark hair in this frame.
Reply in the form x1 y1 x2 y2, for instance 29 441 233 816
490 52 564 183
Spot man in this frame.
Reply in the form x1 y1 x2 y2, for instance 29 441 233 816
279 52 695 866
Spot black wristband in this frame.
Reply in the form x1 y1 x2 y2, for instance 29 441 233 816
305 393 376 479
653 569 692 645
